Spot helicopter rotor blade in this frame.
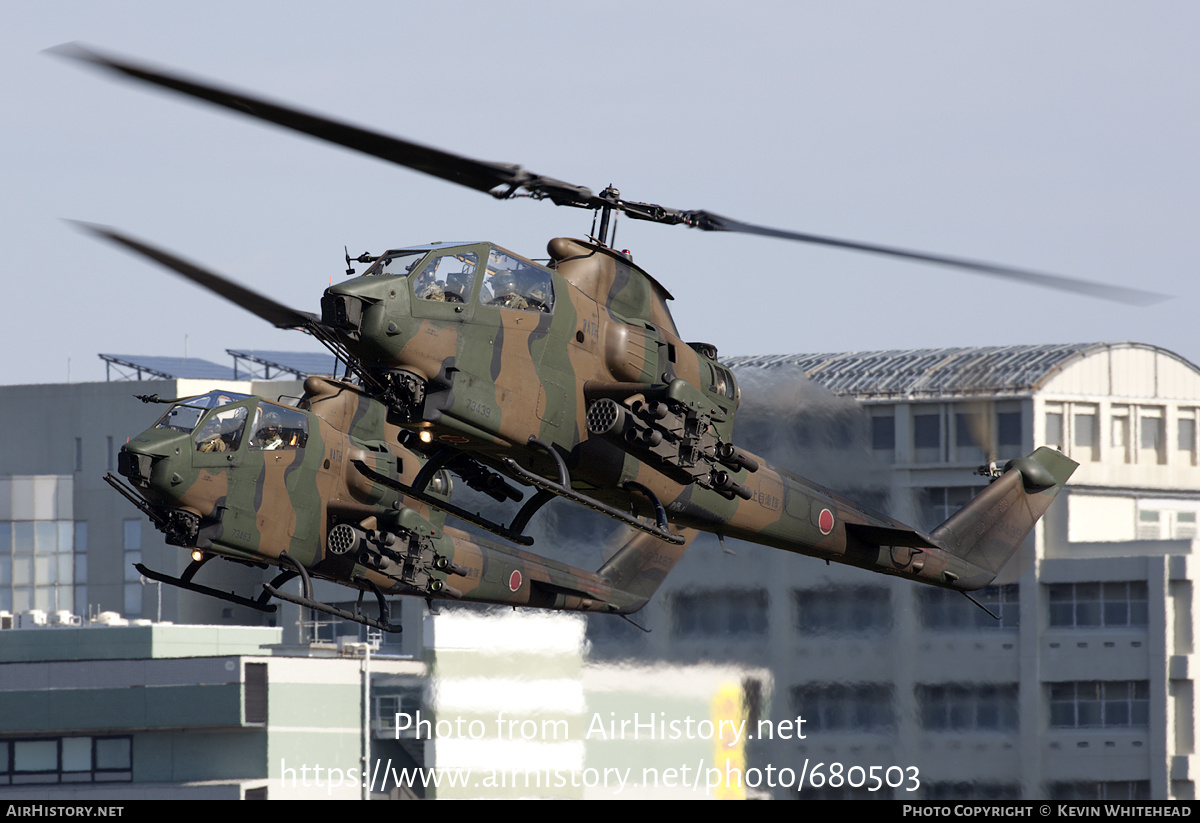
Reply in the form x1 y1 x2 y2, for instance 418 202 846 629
51 44 601 210
56 44 1168 307
71 221 322 330
622 206 1169 306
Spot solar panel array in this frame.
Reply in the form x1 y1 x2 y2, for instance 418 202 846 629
724 343 1104 398
228 350 339 380
99 354 236 381
100 350 336 381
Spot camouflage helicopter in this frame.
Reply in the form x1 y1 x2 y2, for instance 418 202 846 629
65 46 1156 604
107 376 692 632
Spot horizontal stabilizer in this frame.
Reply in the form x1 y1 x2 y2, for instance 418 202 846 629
844 523 937 549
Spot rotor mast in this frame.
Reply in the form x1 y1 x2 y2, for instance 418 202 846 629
595 185 620 248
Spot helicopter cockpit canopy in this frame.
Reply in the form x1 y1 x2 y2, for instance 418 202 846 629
154 390 252 434
482 246 554 312
364 243 554 313
153 392 309 454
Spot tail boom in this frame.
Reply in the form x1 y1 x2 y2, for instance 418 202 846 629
672 446 1076 592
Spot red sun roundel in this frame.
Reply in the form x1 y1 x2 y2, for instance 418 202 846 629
508 570 522 592
818 508 835 535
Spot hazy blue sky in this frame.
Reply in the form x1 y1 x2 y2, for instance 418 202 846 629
4 2 1197 385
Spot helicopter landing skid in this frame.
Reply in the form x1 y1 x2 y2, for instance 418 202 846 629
135 556 294 614
501 438 686 545
262 551 403 633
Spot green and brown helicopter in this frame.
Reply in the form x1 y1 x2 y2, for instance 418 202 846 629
64 46 1152 628
109 378 693 632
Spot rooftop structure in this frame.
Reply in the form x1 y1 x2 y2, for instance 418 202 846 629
98 354 236 382
99 350 336 382
725 342 1188 399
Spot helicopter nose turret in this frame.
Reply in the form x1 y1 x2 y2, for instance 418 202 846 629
321 274 411 362
322 277 400 336
118 428 189 493
321 289 366 334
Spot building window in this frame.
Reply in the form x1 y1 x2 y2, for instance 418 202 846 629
1178 410 1198 465
1133 505 1197 540
997 410 1022 457
917 684 1018 731
244 662 268 724
122 520 141 553
123 519 143 617
1048 782 1151 801
1139 409 1166 464
913 413 941 463
1045 410 1064 451
918 486 981 530
955 412 980 448
1177 511 1198 539
673 590 768 638
799 785 894 801
1137 510 1161 540
1 477 75 614
1111 407 1131 463
1048 681 1149 728
924 783 1022 801
919 584 1019 630
0 736 132 785
1140 413 1163 448
1074 408 1099 462
1047 582 1148 628
871 415 895 451
374 688 427 737
792 684 895 732
795 587 891 634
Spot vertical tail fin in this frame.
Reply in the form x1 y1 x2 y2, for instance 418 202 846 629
598 527 696 613
932 446 1077 589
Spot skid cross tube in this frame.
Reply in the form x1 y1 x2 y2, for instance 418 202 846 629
262 550 403 633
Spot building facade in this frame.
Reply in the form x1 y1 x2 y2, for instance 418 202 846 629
0 621 427 800
583 343 1199 800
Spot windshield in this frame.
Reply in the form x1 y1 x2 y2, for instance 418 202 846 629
362 250 429 277
360 244 554 312
154 391 253 433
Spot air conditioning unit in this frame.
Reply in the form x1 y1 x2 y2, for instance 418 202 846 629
16 610 48 629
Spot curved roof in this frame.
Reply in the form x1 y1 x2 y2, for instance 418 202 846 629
724 343 1196 399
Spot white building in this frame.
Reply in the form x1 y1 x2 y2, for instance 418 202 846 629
584 342 1198 800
